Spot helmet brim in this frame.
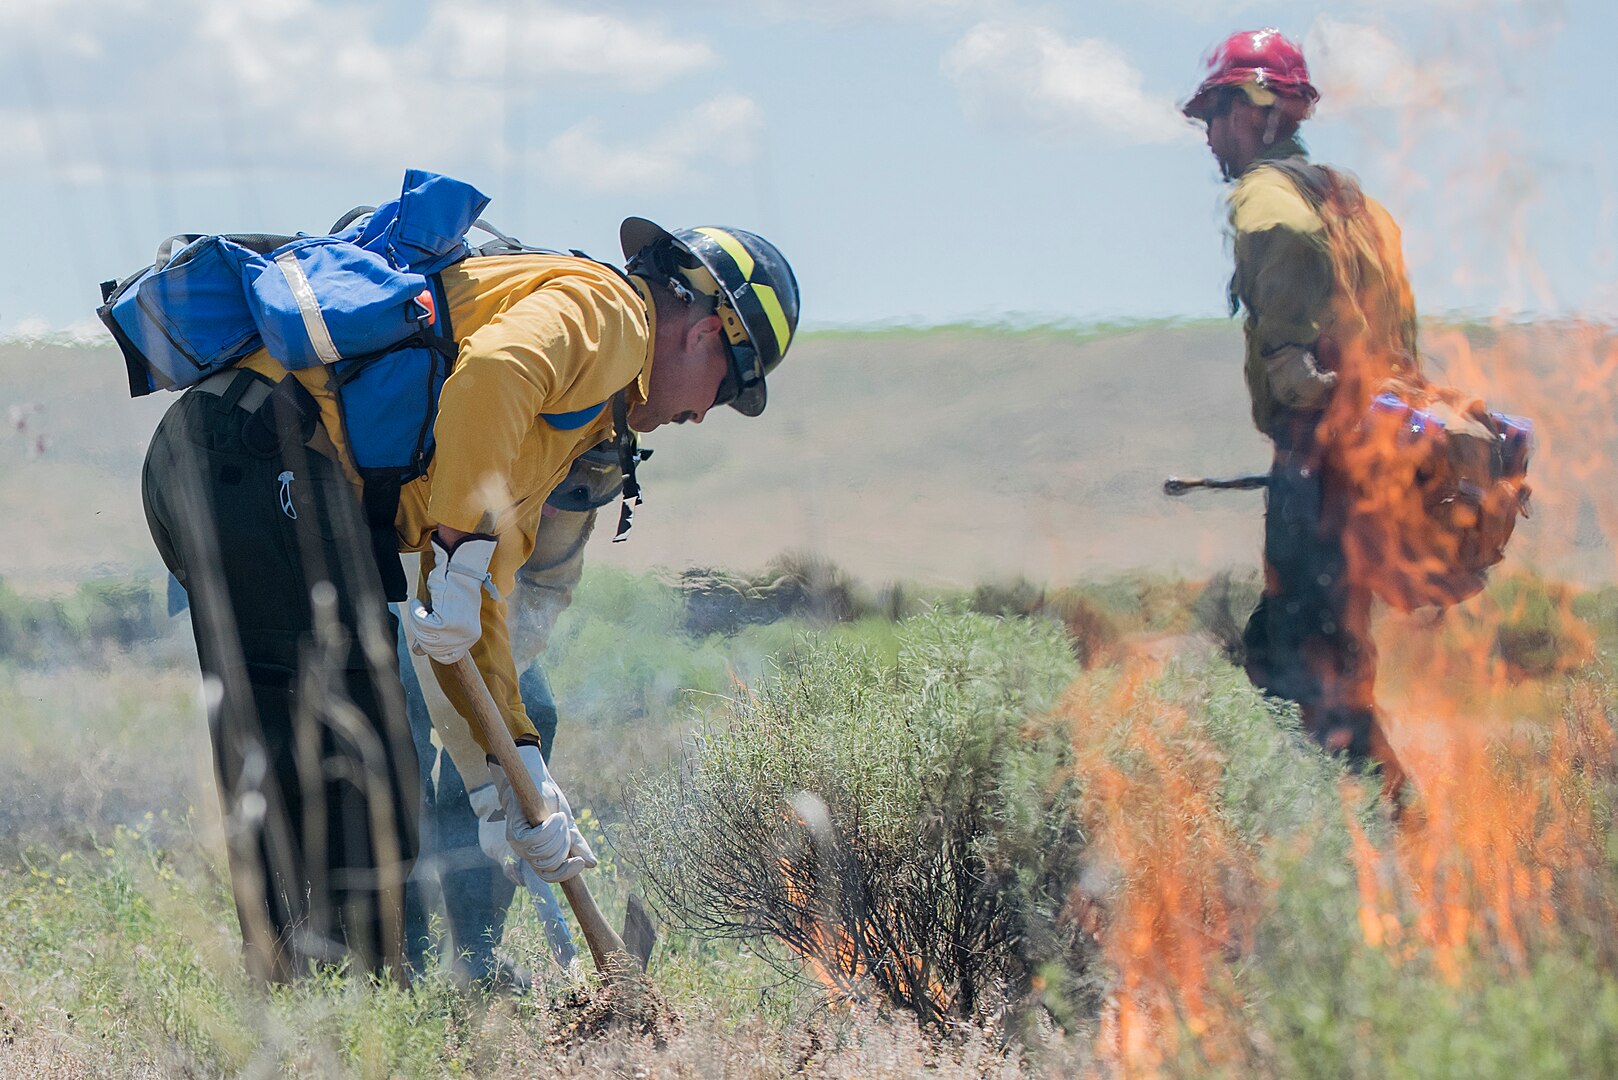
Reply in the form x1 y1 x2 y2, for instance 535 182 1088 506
1181 84 1222 120
730 379 766 417
620 216 678 262
1182 73 1318 121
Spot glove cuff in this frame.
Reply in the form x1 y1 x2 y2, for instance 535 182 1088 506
434 533 496 566
467 782 501 818
488 743 559 818
434 535 500 600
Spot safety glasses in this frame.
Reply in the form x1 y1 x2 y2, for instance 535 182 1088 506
713 335 766 416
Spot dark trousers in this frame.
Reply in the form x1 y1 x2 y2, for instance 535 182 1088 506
142 372 419 983
1243 424 1379 760
401 647 569 979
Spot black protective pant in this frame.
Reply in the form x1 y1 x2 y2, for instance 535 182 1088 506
1242 422 1379 761
396 621 519 981
142 371 419 983
401 647 572 981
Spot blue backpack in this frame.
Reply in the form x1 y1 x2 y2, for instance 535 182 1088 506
99 169 638 526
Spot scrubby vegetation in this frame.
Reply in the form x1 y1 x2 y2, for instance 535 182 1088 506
620 613 1094 1033
5 562 1618 1077
0 575 163 667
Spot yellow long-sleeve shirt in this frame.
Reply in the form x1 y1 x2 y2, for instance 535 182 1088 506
1228 138 1418 438
242 253 652 752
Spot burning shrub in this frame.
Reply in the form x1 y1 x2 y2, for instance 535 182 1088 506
620 612 1095 1032
1042 591 1122 669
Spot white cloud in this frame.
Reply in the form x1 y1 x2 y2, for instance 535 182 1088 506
748 0 989 23
543 95 763 194
428 2 716 92
944 22 1191 144
0 0 722 180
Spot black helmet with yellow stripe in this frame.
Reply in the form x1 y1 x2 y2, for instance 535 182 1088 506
620 218 799 417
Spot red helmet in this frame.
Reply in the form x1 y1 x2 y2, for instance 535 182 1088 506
1182 28 1319 122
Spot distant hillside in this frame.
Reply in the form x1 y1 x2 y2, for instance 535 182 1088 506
2 319 1611 593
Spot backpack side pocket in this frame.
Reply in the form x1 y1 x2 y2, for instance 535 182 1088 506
98 236 261 396
244 236 431 369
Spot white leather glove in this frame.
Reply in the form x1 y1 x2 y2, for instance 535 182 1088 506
468 782 520 885
408 535 498 663
487 743 598 884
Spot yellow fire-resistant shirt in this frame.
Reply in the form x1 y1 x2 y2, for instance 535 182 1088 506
241 253 653 752
1228 137 1418 437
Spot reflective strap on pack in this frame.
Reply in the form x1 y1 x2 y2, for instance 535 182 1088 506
273 250 342 365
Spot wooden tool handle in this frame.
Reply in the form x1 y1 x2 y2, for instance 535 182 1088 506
445 656 632 974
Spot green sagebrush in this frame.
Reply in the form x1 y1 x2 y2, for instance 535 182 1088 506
0 575 161 665
620 611 1098 1031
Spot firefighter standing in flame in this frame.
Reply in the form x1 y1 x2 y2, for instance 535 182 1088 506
1184 29 1412 801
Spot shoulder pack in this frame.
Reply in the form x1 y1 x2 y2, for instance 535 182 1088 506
1344 382 1533 611
100 169 647 540
1262 158 1535 610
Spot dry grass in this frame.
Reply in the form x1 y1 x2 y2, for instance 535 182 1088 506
7 562 1618 1077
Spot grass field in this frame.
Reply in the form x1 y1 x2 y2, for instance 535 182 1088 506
3 562 1618 1077
5 323 1618 1076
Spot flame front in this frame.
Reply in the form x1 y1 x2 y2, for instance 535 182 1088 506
771 852 955 1020
1066 657 1259 1074
1058 321 1618 1077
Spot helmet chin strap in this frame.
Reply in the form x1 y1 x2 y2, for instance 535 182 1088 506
1262 107 1282 146
609 390 651 543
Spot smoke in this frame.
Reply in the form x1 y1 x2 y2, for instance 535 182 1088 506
1305 17 1469 116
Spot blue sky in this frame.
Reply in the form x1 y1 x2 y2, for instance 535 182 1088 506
0 0 1609 336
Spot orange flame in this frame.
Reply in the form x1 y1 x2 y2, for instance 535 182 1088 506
1065 657 1259 1075
1060 498 1617 1075
1341 315 1618 981
775 855 862 1005
770 852 954 1019
1348 625 1615 983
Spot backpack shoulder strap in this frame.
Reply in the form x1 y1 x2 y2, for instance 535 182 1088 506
154 231 296 270
329 205 377 235
463 219 632 289
428 271 454 348
467 217 562 258
1257 157 1332 214
541 403 608 430
1260 158 1375 232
